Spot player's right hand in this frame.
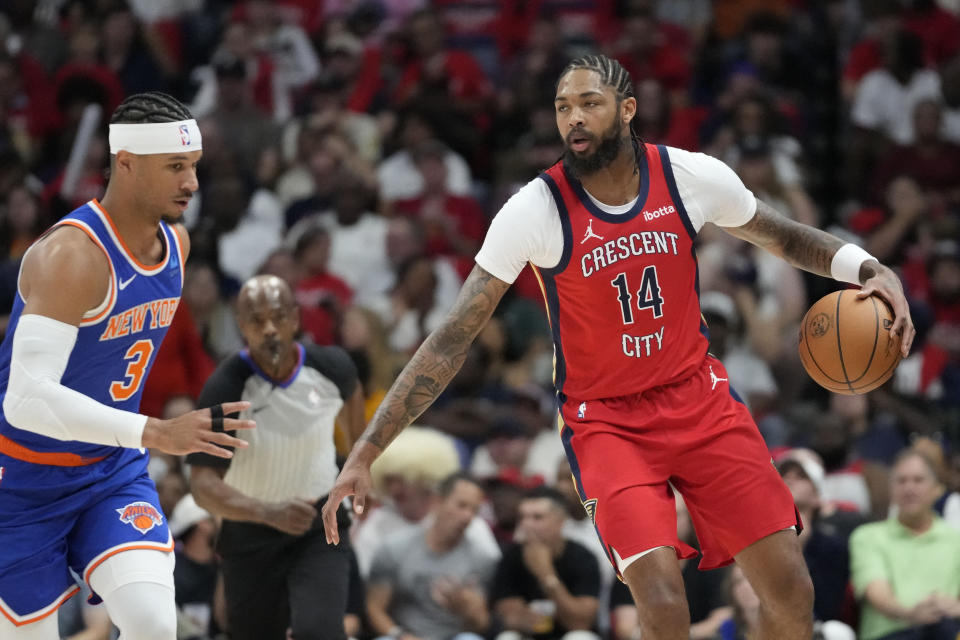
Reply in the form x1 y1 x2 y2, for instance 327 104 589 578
263 499 318 536
141 402 255 458
322 461 373 545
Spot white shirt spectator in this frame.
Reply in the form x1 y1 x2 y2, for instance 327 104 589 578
851 68 942 144
378 149 473 202
321 213 393 306
352 504 500 578
218 188 284 282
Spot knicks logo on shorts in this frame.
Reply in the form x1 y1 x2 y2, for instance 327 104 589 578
117 501 163 534
582 498 598 525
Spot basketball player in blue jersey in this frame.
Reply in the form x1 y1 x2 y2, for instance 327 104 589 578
0 92 254 640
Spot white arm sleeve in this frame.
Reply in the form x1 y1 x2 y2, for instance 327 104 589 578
667 147 757 231
3 314 147 448
475 178 562 283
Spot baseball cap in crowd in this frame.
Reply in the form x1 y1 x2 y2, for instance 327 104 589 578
168 494 214 539
777 452 826 497
324 32 364 57
700 291 739 326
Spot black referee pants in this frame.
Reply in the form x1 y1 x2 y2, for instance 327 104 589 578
220 515 351 640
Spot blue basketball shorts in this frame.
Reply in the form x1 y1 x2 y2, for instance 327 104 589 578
0 448 172 626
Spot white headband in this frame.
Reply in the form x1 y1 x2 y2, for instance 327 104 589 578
109 119 202 155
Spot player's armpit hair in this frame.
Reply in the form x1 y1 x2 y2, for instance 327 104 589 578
360 266 509 450
110 92 193 125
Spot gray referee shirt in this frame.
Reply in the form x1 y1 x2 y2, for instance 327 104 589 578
186 343 358 505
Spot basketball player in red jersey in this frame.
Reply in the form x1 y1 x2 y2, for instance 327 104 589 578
324 56 916 639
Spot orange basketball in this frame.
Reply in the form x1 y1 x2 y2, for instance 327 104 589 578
798 290 902 395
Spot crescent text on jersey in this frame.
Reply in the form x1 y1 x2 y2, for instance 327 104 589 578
99 297 180 341
580 231 681 277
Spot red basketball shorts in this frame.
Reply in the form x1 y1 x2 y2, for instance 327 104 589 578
559 354 800 574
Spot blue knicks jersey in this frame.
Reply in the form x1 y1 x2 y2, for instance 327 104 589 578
0 199 184 459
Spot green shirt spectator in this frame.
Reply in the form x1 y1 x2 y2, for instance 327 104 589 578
850 450 960 640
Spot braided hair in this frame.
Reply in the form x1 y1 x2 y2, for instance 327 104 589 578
110 91 193 125
556 54 645 169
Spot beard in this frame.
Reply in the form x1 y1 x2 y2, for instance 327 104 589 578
161 213 183 225
563 115 629 178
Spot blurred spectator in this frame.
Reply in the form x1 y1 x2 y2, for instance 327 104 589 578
0 50 58 164
909 436 960 529
232 0 320 121
280 128 348 224
100 3 172 95
201 55 279 179
339 304 405 421
390 139 487 278
700 291 778 416
495 18 570 150
608 9 691 102
189 20 275 120
140 299 216 418
392 8 493 148
718 565 855 640
778 456 854 625
849 449 960 640
632 78 707 151
553 459 612 587
0 181 46 260
366 472 496 640
57 581 114 640
293 225 353 345
378 107 473 202
490 486 601 640
841 0 904 101
180 261 243 361
291 170 392 308
732 134 817 227
169 494 219 640
282 70 382 166
208 174 283 284
375 254 448 353
354 426 501 577
870 99 960 210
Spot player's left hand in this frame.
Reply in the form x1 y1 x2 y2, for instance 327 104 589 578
857 261 915 357
322 457 373 545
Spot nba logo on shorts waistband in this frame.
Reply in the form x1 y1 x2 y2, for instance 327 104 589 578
117 501 164 534
178 124 190 146
578 401 587 418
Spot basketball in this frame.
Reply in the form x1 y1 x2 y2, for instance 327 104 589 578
798 290 902 395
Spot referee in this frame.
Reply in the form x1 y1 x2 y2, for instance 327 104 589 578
188 275 364 640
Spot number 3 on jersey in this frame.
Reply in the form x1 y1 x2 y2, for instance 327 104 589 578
110 339 154 401
611 267 664 324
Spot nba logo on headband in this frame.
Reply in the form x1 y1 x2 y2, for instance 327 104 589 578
109 119 202 155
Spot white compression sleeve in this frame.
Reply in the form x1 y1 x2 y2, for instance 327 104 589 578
2 314 147 448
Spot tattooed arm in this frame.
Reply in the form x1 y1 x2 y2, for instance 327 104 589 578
724 198 915 356
322 265 511 543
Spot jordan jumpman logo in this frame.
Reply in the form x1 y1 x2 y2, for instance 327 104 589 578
581 219 604 244
709 365 727 390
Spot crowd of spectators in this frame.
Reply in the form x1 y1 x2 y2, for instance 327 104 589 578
1 0 959 639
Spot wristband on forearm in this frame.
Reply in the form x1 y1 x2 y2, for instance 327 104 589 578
830 243 876 285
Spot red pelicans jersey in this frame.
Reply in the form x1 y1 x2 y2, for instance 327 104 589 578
532 144 707 400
